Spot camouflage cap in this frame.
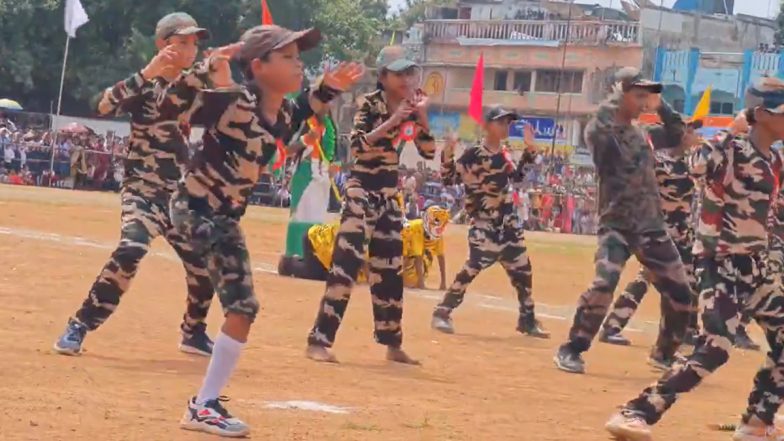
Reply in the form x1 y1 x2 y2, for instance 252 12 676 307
484 105 520 122
376 46 419 72
614 66 662 94
155 12 210 41
744 77 784 113
236 25 321 64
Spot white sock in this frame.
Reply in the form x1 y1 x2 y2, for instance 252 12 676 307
196 331 245 404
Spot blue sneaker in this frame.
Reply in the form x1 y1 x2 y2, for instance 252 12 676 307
53 318 88 356
179 327 214 357
180 396 250 437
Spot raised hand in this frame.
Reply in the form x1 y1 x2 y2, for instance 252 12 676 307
323 62 366 92
390 101 415 125
205 42 244 88
523 123 536 149
442 130 458 159
412 90 429 123
141 45 181 80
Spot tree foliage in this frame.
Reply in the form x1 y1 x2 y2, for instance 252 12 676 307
776 2 784 47
0 0 389 116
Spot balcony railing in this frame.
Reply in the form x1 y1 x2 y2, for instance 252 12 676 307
424 19 640 45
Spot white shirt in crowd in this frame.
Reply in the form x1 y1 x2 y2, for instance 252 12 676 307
4 144 14 163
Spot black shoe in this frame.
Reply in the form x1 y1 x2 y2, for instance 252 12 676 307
277 256 293 277
734 328 761 351
599 330 631 346
647 352 687 372
179 327 214 357
516 316 550 339
554 344 585 374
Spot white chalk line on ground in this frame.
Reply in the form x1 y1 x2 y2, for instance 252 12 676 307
0 225 657 335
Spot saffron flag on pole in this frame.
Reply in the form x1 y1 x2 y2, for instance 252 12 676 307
468 52 484 124
262 0 274 25
64 0 89 38
692 85 712 121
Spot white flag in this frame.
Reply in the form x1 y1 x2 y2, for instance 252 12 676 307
64 0 89 38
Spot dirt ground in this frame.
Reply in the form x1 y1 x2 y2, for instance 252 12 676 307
0 185 770 441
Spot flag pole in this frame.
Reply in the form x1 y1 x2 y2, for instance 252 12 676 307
50 35 71 178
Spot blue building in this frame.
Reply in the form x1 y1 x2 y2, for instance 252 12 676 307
672 0 734 15
653 47 783 116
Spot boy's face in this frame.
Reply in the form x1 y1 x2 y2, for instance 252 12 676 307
156 34 199 69
251 42 304 94
381 67 421 99
756 107 784 140
621 87 651 119
484 118 512 140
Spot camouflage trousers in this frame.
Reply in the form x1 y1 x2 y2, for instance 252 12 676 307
73 189 214 337
169 191 260 322
602 235 698 335
624 252 784 426
434 222 534 319
308 187 405 348
565 228 693 357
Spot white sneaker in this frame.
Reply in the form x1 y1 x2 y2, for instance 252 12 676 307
733 421 784 441
180 396 250 438
605 411 653 441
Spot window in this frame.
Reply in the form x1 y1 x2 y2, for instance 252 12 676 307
451 68 475 89
494 71 509 91
535 70 584 93
513 71 532 92
709 102 722 114
709 101 735 115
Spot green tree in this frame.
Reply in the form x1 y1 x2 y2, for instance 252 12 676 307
776 2 784 46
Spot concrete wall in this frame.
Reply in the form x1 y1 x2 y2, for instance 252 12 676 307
639 7 775 76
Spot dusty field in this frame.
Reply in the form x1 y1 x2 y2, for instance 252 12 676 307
0 185 769 441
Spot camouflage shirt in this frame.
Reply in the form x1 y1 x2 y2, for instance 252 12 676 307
690 132 784 257
585 93 685 233
441 144 523 226
347 89 436 196
653 150 694 243
161 73 339 218
96 63 213 203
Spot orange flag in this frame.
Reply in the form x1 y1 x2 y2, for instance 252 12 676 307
262 0 274 25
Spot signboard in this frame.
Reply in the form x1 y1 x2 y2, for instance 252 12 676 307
509 117 566 141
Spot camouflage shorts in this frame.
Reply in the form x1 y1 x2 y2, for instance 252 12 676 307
170 191 259 322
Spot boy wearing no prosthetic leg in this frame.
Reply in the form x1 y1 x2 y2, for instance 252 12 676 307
159 25 363 437
431 107 548 338
54 13 217 357
306 46 436 364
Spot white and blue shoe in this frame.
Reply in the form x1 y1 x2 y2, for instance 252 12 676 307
53 318 88 356
179 327 214 357
180 396 250 438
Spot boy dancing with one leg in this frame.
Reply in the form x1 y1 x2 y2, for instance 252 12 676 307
160 25 363 436
430 107 548 338
306 46 435 364
605 78 784 441
54 13 217 357
553 67 694 375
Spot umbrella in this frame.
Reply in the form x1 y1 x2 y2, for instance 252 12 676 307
0 98 22 110
59 122 93 134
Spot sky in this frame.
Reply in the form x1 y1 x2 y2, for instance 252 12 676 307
388 0 779 19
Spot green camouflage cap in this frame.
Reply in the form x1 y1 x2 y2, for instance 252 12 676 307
745 77 784 114
614 66 662 93
236 25 321 63
155 12 210 41
376 46 419 72
484 105 520 122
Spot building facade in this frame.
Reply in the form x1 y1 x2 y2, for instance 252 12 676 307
405 0 643 154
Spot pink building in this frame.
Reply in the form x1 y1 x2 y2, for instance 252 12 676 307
407 1 643 153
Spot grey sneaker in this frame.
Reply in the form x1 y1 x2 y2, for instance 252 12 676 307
735 327 761 351
179 326 214 357
431 312 454 334
553 344 585 374
599 330 631 346
180 396 250 438
53 318 88 356
516 315 550 339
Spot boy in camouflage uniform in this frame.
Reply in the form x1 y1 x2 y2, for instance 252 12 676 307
306 46 435 365
160 25 362 437
430 107 548 338
554 67 694 375
605 78 784 441
53 13 218 357
599 123 701 347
